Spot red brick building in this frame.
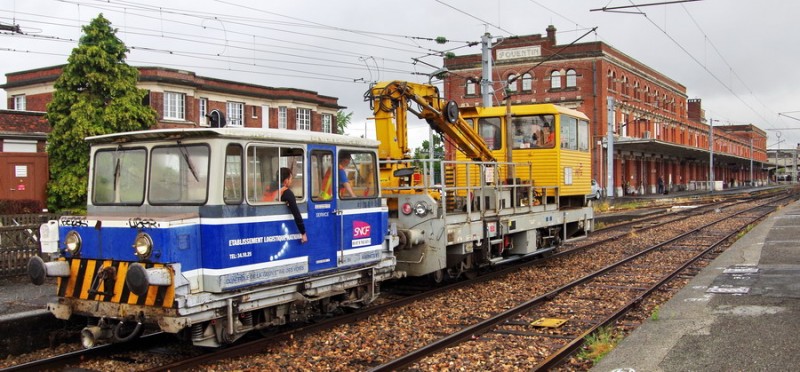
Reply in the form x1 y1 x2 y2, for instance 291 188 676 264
1 65 344 207
443 25 768 196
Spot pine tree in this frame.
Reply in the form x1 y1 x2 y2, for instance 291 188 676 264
45 14 156 212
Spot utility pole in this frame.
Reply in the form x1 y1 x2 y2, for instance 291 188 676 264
749 138 753 186
709 118 715 192
480 32 493 108
607 97 615 198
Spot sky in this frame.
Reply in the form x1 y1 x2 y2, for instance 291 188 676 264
1 0 798 150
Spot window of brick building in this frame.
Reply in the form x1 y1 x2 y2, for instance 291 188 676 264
164 92 185 120
466 79 476 95
507 75 517 92
322 114 332 133
521 73 533 91
199 98 208 126
13 95 26 111
551 70 562 89
278 106 287 129
297 108 311 131
227 101 244 126
566 69 577 88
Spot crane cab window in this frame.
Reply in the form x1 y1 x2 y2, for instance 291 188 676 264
476 117 502 150
512 114 555 149
246 145 304 204
560 115 590 151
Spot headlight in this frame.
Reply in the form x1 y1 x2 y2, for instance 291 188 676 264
64 231 82 255
414 201 429 217
133 232 153 259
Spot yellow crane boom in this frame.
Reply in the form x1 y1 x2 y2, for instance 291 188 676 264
366 80 496 163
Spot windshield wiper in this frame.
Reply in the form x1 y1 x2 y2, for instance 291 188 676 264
113 145 122 192
177 141 200 182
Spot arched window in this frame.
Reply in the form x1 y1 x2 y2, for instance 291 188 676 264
466 78 476 95
521 73 533 91
607 70 616 91
621 76 628 96
507 74 517 92
566 69 577 88
634 81 640 100
550 70 562 89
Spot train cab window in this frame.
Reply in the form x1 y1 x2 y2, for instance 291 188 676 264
92 147 147 205
339 151 377 199
149 144 210 205
311 150 334 201
512 115 555 149
247 145 305 204
477 117 502 150
560 115 590 151
223 144 243 204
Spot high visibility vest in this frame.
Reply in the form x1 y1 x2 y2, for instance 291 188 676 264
262 186 287 202
319 169 333 200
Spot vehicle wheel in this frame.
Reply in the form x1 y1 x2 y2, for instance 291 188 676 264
430 269 445 284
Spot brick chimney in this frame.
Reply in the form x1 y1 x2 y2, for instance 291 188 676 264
546 25 557 45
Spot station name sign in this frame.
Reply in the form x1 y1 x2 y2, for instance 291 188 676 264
497 46 542 61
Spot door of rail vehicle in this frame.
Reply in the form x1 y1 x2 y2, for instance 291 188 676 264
305 145 339 271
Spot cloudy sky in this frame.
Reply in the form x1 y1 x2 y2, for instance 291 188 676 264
1 0 798 149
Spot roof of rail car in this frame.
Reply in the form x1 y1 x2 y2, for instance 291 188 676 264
86 127 380 147
460 103 590 120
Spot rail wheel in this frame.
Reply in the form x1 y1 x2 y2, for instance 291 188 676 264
430 269 445 284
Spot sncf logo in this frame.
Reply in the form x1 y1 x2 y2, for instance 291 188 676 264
353 220 371 238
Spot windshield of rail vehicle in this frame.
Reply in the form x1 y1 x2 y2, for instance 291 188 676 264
92 144 210 206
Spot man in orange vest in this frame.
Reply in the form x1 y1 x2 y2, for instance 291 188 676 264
263 167 307 243
320 155 356 199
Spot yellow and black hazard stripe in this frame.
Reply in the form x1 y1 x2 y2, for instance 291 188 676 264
56 259 175 308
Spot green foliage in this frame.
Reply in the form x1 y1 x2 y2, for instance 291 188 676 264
412 135 444 183
651 306 661 321
577 326 622 365
45 14 156 212
336 110 352 135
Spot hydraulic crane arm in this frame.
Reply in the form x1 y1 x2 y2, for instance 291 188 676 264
366 80 496 162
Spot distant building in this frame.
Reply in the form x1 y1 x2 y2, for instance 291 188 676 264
444 25 768 196
0 65 344 207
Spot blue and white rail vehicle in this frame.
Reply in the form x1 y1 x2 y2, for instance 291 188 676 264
28 128 400 348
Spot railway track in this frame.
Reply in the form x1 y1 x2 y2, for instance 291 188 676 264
2 190 794 371
371 196 792 370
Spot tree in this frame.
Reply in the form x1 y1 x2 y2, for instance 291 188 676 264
412 135 445 183
46 14 156 212
336 110 352 135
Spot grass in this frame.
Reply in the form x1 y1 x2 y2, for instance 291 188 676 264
651 305 660 321
577 326 622 364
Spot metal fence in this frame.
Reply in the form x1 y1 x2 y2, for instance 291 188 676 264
0 214 57 278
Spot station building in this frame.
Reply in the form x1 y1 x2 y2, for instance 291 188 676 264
0 65 343 207
443 25 768 196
